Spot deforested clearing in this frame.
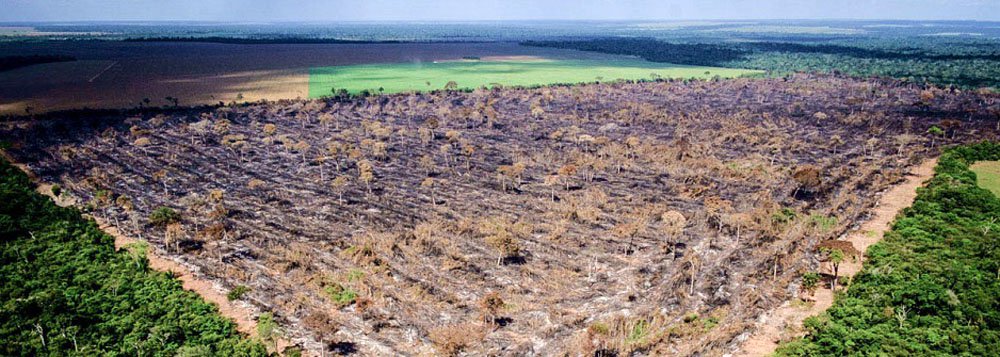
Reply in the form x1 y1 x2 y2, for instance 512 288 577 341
971 160 1000 196
4 74 998 355
307 59 757 96
0 41 623 115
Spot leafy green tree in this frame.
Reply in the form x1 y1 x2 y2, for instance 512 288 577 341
800 272 821 297
149 206 180 226
927 126 944 148
257 312 281 352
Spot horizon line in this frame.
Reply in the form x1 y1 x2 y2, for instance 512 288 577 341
3 18 1000 24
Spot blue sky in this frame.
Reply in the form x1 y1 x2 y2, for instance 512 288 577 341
1 0 998 22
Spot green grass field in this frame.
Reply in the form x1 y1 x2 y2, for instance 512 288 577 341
308 59 759 97
971 161 1000 196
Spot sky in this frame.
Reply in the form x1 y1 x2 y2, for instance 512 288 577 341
1 0 998 22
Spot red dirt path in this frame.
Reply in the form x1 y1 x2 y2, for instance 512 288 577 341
734 158 938 356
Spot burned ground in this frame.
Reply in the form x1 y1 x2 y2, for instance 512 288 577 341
4 74 999 355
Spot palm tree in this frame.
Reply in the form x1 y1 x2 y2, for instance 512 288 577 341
927 126 944 148
486 230 519 266
557 164 577 190
661 210 686 260
357 160 375 195
331 175 350 203
421 177 438 205
543 174 560 201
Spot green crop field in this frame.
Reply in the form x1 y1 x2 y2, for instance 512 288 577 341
308 59 759 97
971 161 1000 196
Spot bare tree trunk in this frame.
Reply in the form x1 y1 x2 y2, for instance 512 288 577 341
689 263 697 295
831 263 840 290
34 323 45 348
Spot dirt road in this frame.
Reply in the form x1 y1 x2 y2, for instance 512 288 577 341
734 158 938 356
1 151 295 354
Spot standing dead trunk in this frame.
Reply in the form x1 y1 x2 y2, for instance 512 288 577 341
831 262 840 290
34 323 45 348
689 262 698 295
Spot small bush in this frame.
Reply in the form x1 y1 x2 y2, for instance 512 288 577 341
808 214 837 232
227 285 250 301
50 184 61 197
702 316 719 331
626 319 649 343
346 269 365 282
428 323 484 356
149 206 180 226
801 272 821 294
324 283 357 307
281 346 302 357
588 322 610 335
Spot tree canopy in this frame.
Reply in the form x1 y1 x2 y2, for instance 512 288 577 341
0 158 268 356
777 142 1000 356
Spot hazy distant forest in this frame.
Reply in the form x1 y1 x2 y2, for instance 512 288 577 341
526 36 1000 88
1 19 999 357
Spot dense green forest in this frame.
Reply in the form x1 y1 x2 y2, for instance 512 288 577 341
524 38 1000 89
776 142 1000 356
0 158 268 356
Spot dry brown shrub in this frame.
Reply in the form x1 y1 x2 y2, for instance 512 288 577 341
247 178 266 190
133 137 151 147
302 312 338 342
792 165 822 190
206 206 229 220
355 297 374 315
412 221 446 256
428 323 485 356
479 291 505 324
208 189 225 202
129 125 150 137
198 222 226 241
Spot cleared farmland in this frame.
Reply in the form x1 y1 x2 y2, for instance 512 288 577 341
0 41 631 115
971 161 1000 196
6 74 998 355
308 59 757 96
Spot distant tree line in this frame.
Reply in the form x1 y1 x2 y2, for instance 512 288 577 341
524 38 744 67
124 36 403 45
523 37 1000 88
777 142 1000 356
0 55 76 72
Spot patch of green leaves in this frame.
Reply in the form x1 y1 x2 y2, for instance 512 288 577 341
227 285 251 301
